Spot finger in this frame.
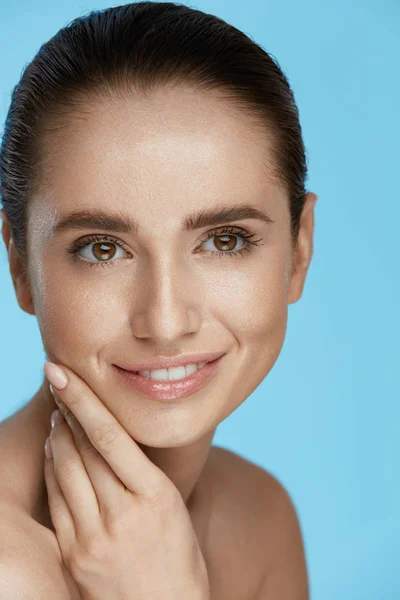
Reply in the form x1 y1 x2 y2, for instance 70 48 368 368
44 439 77 551
52 390 129 513
50 411 103 535
44 362 167 500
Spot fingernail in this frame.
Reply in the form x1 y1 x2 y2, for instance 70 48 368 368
45 362 68 390
51 409 64 428
49 384 60 405
45 437 53 459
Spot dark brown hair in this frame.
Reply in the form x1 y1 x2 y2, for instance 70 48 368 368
0 1 309 277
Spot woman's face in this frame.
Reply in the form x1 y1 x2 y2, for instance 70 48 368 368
18 86 312 447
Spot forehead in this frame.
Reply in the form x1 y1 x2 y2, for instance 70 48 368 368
34 86 285 223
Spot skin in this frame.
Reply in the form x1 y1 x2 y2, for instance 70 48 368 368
0 84 317 554
41 370 210 599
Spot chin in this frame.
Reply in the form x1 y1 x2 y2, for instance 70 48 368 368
127 420 209 449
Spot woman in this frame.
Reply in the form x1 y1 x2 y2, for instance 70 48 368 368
0 2 317 598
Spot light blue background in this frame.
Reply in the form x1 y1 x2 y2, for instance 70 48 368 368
0 1 399 598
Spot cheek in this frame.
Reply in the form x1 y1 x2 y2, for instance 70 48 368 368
32 269 123 361
226 256 289 386
211 259 289 424
32 247 289 372
222 255 289 340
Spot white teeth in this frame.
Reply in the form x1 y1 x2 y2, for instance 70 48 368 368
137 362 207 381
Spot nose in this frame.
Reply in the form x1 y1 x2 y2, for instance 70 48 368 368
129 257 202 345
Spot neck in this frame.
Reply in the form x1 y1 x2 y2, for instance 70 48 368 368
137 433 215 506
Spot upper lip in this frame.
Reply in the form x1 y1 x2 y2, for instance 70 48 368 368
115 351 225 372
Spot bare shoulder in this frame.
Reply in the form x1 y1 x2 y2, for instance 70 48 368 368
0 500 79 599
210 444 298 512
209 446 309 600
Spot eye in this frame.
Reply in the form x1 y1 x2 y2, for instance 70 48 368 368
66 226 264 269
67 234 130 269
197 226 264 259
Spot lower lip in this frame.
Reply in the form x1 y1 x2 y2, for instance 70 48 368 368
113 356 224 401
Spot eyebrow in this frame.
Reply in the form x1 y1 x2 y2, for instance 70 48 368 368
52 203 275 236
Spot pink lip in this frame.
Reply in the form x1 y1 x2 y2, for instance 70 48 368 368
113 355 225 401
115 351 225 372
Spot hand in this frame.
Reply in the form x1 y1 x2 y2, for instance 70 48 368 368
43 362 210 600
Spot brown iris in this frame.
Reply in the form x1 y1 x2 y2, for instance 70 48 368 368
92 242 117 261
214 235 238 251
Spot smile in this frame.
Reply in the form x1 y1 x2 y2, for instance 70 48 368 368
133 362 208 381
113 355 225 401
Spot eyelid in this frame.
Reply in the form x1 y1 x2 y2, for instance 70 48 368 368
66 224 264 267
199 224 260 240
67 233 130 254
68 225 257 250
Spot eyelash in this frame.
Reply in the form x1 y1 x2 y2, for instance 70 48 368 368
66 226 265 270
